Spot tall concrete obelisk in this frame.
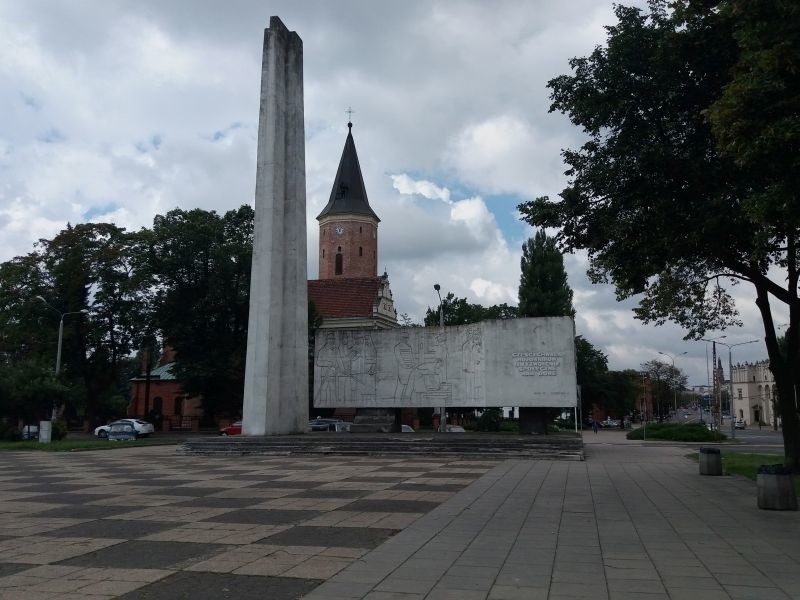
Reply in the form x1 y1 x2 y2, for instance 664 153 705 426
242 17 308 435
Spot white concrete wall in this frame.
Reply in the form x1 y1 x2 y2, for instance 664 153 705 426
314 317 577 408
242 17 308 435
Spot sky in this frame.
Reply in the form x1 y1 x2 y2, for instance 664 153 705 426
0 0 786 389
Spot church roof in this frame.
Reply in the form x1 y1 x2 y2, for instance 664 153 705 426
316 124 380 222
130 362 177 382
308 277 383 318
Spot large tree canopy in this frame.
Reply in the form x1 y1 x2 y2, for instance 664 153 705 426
519 0 800 468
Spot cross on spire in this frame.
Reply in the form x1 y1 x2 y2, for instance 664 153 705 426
346 106 354 130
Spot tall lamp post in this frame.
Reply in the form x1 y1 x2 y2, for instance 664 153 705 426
714 339 759 439
658 351 687 414
433 284 446 433
35 296 88 420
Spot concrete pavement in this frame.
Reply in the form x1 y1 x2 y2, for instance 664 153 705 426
0 433 798 599
309 431 800 599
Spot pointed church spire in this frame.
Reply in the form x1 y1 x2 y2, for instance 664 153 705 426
316 122 380 222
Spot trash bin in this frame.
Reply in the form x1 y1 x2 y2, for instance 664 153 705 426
757 464 798 511
699 447 722 476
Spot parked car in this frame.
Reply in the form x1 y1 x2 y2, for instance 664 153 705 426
107 421 138 441
446 425 466 432
94 419 154 439
20 424 39 440
219 421 242 436
734 419 746 430
401 424 415 433
308 418 342 432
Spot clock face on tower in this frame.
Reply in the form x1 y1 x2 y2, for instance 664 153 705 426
335 225 344 235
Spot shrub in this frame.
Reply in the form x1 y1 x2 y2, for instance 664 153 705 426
626 423 726 442
476 408 502 432
51 419 68 441
0 421 21 441
757 464 794 476
500 419 519 433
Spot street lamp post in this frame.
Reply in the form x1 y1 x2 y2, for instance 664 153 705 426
35 296 88 421
714 339 759 439
658 351 687 414
433 284 446 433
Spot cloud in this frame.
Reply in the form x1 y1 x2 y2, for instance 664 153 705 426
390 173 451 204
0 0 776 391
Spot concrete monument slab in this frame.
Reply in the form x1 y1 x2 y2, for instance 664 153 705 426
314 317 576 408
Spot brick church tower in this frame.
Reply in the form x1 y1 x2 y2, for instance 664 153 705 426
307 121 397 331
316 122 379 279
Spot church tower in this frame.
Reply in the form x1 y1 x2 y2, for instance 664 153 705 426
317 122 379 279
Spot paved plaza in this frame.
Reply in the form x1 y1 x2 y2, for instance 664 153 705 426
0 432 798 599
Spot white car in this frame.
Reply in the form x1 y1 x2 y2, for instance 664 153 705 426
95 419 155 439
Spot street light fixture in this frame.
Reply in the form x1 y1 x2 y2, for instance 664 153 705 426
433 284 446 433
658 351 687 413
35 296 88 418
714 339 759 439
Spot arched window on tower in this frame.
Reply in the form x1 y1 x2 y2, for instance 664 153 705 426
335 253 343 275
322 249 325 258
359 246 363 256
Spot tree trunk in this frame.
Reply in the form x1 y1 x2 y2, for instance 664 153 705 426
755 284 800 472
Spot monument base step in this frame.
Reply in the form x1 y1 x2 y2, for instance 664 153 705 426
179 432 584 461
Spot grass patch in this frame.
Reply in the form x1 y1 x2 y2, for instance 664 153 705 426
687 452 800 494
0 438 177 452
627 423 727 442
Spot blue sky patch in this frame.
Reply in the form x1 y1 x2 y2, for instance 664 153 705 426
83 203 120 220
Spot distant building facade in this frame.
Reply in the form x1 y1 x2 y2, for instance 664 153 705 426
128 346 203 431
731 360 778 427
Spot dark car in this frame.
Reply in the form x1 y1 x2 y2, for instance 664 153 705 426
107 421 138 441
308 418 342 431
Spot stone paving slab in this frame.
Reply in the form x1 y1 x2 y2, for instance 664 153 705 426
1 439 799 598
0 447 487 599
305 439 800 600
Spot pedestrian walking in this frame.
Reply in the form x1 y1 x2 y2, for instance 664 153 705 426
592 419 598 434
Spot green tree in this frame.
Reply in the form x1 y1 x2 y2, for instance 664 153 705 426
640 359 687 422
707 0 800 222
518 1 800 469
516 231 576 433
148 206 254 419
0 357 72 423
0 223 148 423
575 335 608 420
600 370 641 420
519 231 575 318
423 294 517 326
